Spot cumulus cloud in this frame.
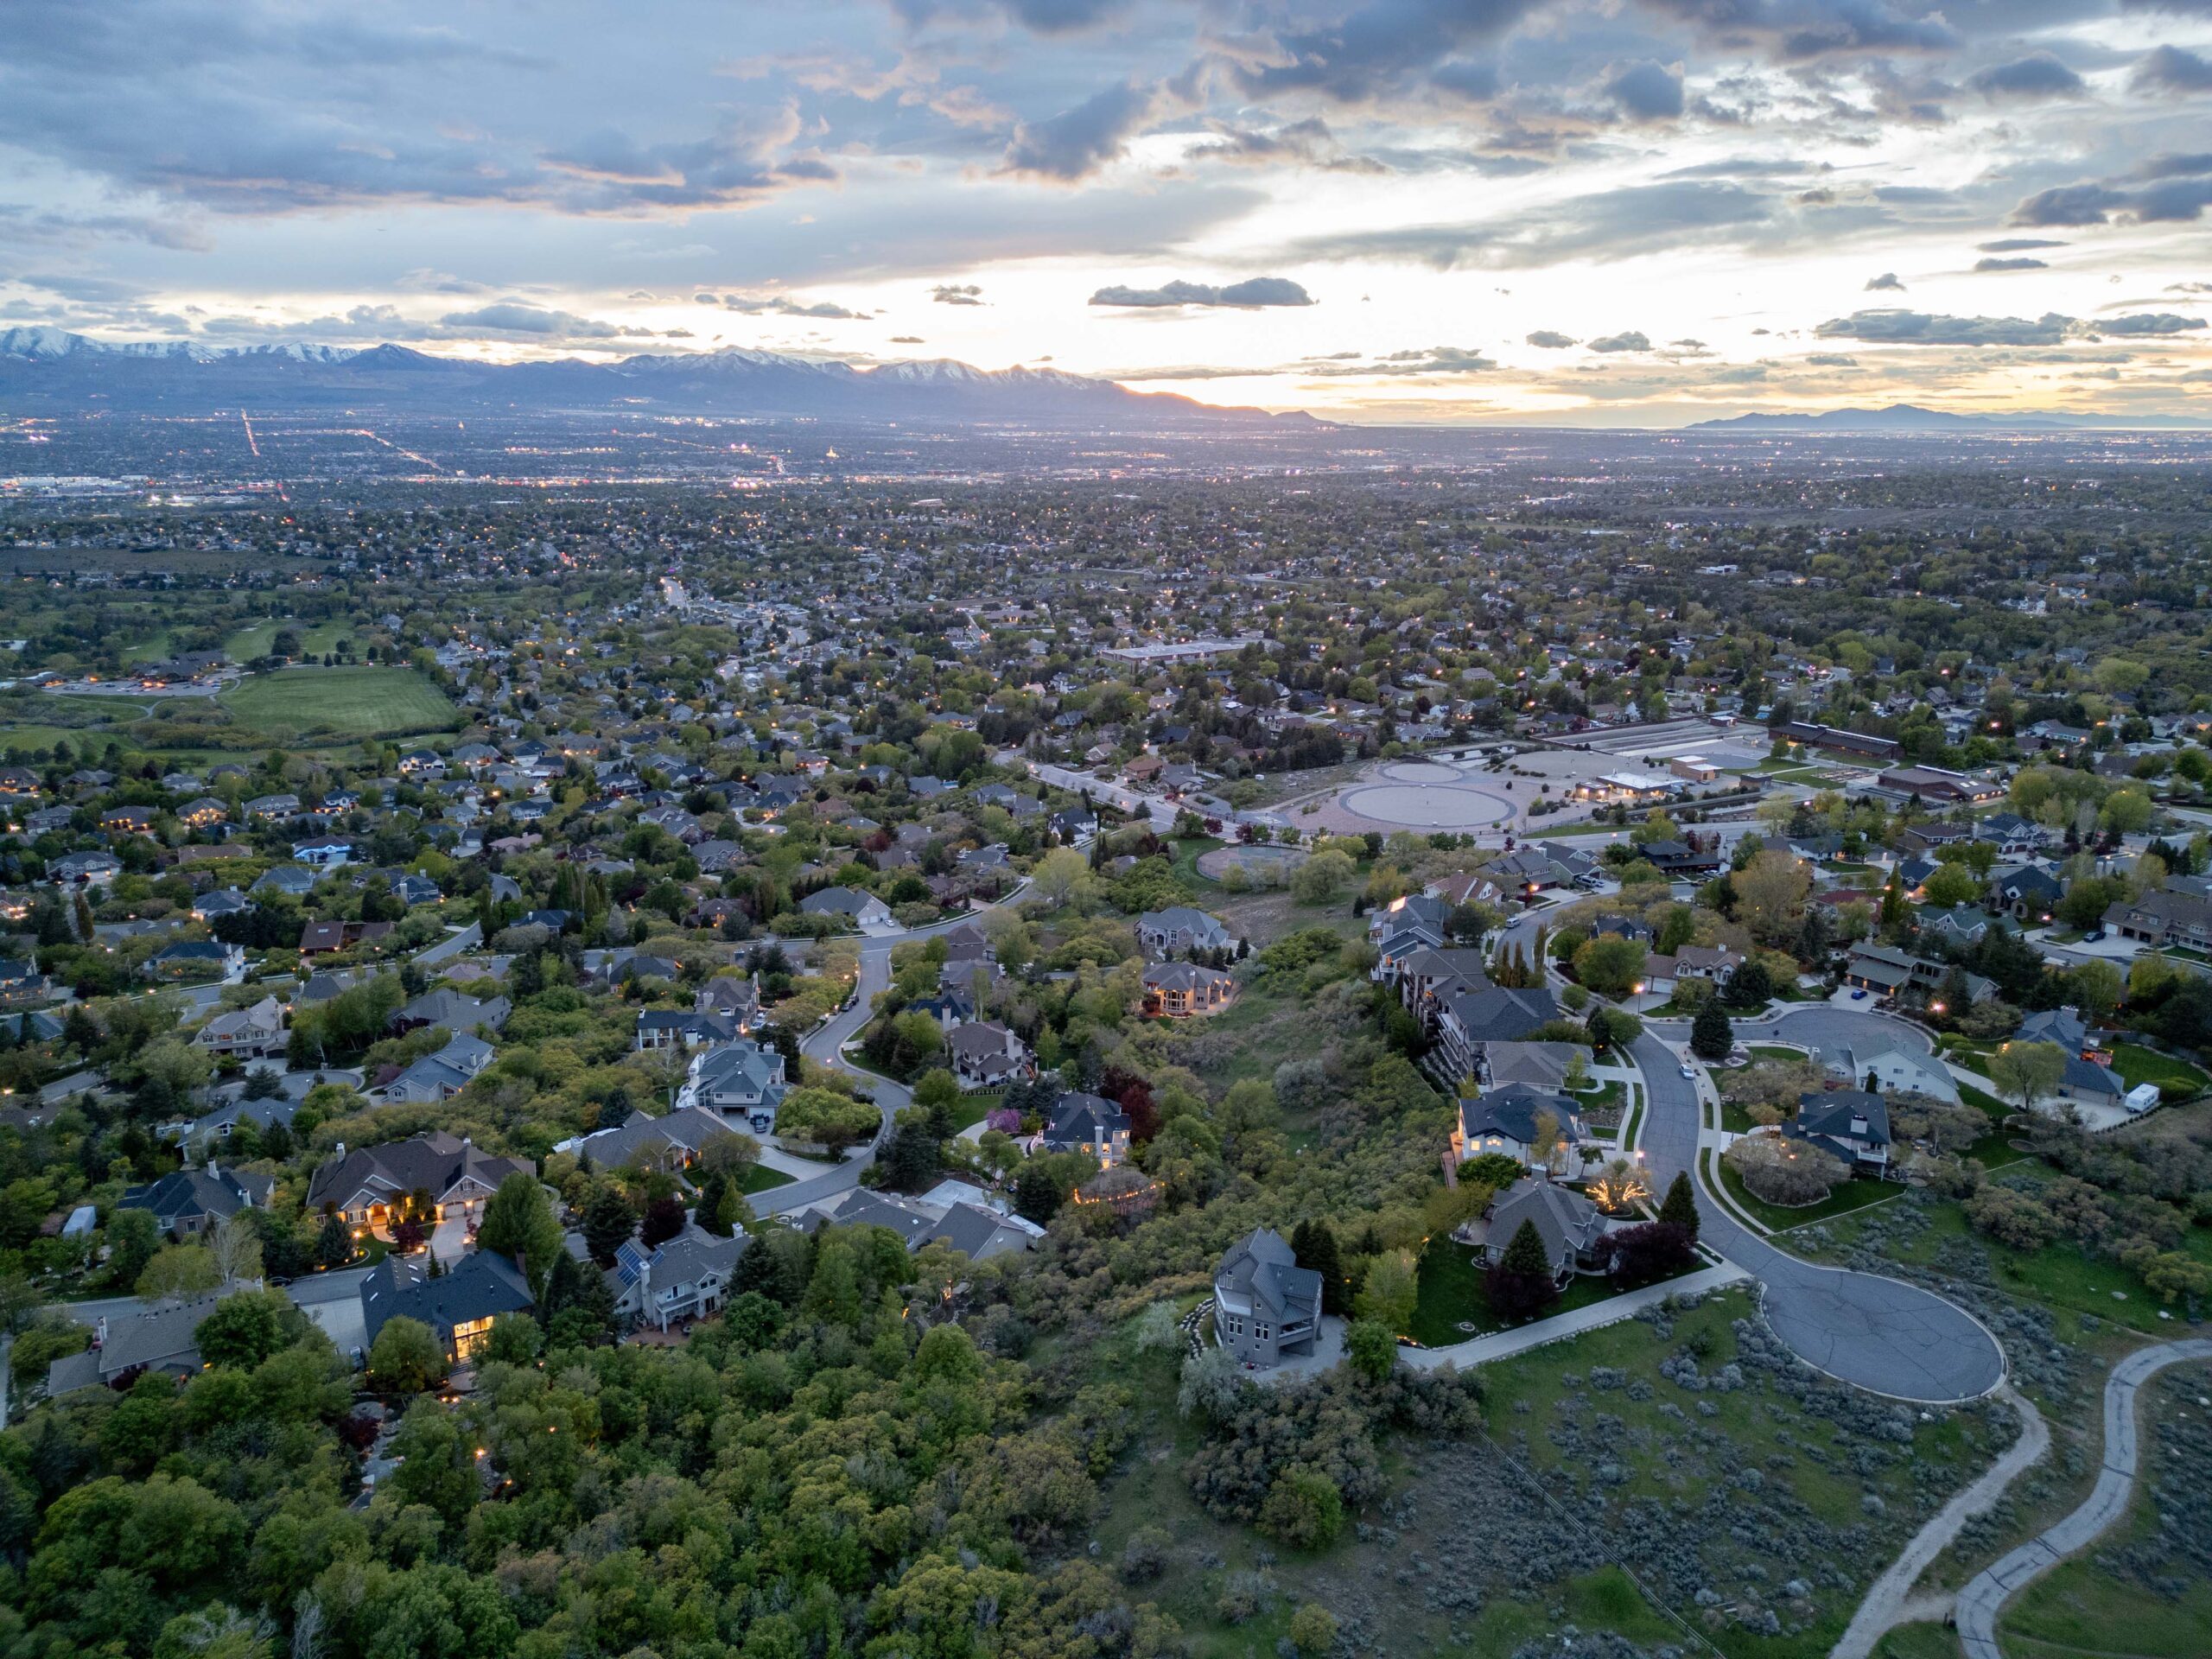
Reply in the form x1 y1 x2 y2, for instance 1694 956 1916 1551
1606 60 1686 121
1586 330 1652 352
1974 256 2047 272
1525 329 1578 348
1804 352 1858 365
1968 54 2086 102
2133 44 2212 92
1812 308 2076 346
1865 271 1905 290
931 283 985 306
1002 78 1187 181
1088 277 1314 308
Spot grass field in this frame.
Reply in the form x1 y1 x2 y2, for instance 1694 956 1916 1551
740 1164 794 1195
219 666 457 742
2000 1364 2212 1659
1408 1236 1655 1345
227 618 359 660
2111 1042 2208 1096
1714 1155 1904 1232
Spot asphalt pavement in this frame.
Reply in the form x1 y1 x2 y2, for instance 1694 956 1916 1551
1632 1026 2006 1404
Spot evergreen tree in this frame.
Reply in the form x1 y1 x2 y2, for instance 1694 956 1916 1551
581 1185 637 1266
1658 1171 1700 1239
1689 1001 1733 1060
1486 1219 1559 1319
1290 1218 1350 1317
314 1213 353 1269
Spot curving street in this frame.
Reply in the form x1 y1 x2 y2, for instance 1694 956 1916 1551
1631 1010 2005 1404
1952 1338 2212 1659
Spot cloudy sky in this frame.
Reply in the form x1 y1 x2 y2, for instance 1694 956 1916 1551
5 0 2211 424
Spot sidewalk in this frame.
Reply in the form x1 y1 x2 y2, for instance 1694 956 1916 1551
1401 1262 1749 1372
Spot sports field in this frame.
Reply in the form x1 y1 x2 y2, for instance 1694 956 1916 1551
219 667 457 742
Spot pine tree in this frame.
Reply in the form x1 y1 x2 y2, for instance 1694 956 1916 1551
1659 1171 1699 1239
1487 1219 1559 1319
1291 1218 1349 1317
1690 1000 1733 1060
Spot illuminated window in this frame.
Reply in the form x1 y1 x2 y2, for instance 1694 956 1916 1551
451 1315 496 1359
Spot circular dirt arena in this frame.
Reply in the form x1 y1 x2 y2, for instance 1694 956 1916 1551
1196 842 1308 881
1338 781 1516 830
1381 760 1461 784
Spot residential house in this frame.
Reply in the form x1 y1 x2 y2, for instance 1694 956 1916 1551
1452 1082 1591 1170
1142 961 1238 1017
1833 1040 1960 1104
693 976 760 1031
798 886 893 929
0 958 51 1007
2105 887 2212 950
1478 1179 1609 1284
1211 1228 1322 1368
1135 905 1238 959
1434 985 1561 1081
635 1007 744 1052
367 1033 495 1104
194 995 287 1058
610 1226 752 1331
1042 1090 1132 1167
291 836 354 868
945 1020 1033 1087
306 1131 529 1234
120 1162 273 1238
1784 1090 1891 1173
298 919 394 955
1988 863 2063 924
47 1294 225 1396
359 1249 533 1364
562 1106 746 1173
392 988 512 1036
142 940 244 982
675 1040 789 1133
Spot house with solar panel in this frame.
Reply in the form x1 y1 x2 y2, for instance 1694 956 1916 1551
610 1224 751 1332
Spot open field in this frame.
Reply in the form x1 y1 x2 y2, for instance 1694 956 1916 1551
218 666 458 742
226 617 359 659
1999 1363 2212 1659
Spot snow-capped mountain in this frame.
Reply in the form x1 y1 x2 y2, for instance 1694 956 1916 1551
0 329 1307 428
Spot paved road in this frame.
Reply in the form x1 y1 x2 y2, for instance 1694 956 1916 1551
1953 1338 2212 1659
752 935 909 1217
1647 1004 1933 1065
1831 1384 2050 1659
1634 1030 2005 1403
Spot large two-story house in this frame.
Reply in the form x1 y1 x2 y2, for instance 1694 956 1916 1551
1212 1227 1322 1369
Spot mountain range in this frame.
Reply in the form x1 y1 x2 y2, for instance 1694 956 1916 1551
0 327 1314 429
1688 402 2207 433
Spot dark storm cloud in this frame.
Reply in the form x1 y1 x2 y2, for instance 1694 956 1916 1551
1967 53 2086 101
1088 277 1315 308
2133 45 2212 92
1813 308 2076 345
1607 60 1688 121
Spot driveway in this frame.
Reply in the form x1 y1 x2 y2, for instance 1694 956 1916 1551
1633 1032 2004 1403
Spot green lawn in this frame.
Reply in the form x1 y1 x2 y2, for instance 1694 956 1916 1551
1714 1156 1904 1232
219 666 457 743
950 1090 1001 1134
1872 1624 1961 1659
740 1163 795 1195
1748 1044 1805 1061
2111 1042 2207 1096
227 618 359 660
1408 1236 1669 1346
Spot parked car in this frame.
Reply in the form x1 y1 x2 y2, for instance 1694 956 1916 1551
1849 988 1869 1001
1678 1063 1698 1079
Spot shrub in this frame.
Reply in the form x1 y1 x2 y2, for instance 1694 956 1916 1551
1724 1134 1847 1206
1599 1221 1696 1288
1258 1465 1344 1549
366 1314 447 1393
1119 1526 1171 1583
1288 1602 1339 1656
